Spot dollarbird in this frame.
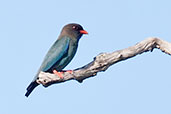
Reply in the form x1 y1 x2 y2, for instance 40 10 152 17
25 23 88 97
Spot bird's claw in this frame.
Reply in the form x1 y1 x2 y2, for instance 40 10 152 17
53 70 73 80
53 70 64 79
65 70 73 74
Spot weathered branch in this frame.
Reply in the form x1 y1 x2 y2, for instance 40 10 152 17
37 37 171 87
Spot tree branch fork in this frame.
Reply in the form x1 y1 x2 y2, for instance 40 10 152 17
36 37 171 87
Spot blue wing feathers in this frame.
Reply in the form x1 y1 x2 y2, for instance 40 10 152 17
39 37 70 72
25 37 70 97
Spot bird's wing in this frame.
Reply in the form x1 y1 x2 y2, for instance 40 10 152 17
39 36 70 72
26 37 70 97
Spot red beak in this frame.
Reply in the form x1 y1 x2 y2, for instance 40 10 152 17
80 30 88 34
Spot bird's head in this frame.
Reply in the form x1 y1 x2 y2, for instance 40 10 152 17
60 23 88 40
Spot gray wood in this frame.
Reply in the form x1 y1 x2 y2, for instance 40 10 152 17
37 37 171 87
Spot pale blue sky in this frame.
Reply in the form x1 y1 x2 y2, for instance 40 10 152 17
0 0 171 114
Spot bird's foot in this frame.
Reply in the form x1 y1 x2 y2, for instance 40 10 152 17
61 70 73 74
65 70 73 74
52 70 73 79
53 70 64 79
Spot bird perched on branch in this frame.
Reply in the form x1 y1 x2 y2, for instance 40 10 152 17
25 23 88 97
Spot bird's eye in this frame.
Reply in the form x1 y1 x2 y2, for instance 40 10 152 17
72 26 76 29
72 26 78 30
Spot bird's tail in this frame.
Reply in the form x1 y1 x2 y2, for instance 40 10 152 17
25 81 39 97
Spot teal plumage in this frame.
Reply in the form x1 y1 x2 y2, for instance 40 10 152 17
25 23 88 97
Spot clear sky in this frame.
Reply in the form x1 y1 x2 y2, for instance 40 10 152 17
0 0 171 114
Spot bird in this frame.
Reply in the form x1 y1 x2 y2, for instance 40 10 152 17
25 23 88 97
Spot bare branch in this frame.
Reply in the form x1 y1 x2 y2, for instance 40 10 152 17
37 37 171 87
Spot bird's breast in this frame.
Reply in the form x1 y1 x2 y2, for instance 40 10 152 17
53 41 78 70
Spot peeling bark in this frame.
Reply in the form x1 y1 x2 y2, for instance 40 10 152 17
36 37 171 87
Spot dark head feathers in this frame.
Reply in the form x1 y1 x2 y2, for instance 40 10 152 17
60 23 88 40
